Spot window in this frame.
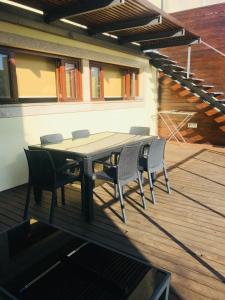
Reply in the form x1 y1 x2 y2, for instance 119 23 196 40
90 61 139 101
56 60 82 102
0 51 17 102
90 63 104 100
16 53 57 102
123 70 139 99
0 47 83 104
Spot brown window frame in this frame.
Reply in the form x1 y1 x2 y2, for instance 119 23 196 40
0 46 83 104
90 62 104 101
90 61 139 101
56 59 83 102
123 69 139 100
0 49 18 103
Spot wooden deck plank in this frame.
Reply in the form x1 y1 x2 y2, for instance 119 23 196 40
0 142 225 299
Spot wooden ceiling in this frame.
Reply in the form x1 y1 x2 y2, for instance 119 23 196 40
10 0 200 50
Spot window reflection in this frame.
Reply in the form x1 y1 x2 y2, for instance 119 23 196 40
0 54 11 99
91 66 101 99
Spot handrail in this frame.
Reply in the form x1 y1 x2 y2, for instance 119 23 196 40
201 40 225 58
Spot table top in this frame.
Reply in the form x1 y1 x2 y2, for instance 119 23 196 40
30 132 153 158
0 219 170 300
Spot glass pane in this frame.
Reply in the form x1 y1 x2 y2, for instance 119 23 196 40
104 64 123 100
0 54 11 99
91 66 100 98
65 63 76 99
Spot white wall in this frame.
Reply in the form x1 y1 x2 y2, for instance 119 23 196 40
0 21 159 191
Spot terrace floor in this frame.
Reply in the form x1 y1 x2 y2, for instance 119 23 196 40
0 142 225 300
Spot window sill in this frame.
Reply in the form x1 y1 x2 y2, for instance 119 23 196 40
0 99 145 118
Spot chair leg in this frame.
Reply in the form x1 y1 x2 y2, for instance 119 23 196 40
163 166 171 194
118 184 127 223
114 183 119 199
23 183 31 220
49 190 57 224
148 170 156 204
137 172 147 209
140 171 144 184
61 186 65 205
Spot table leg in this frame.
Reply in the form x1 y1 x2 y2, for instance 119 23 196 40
33 187 42 203
82 157 94 222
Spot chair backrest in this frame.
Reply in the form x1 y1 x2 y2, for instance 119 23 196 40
24 149 56 189
147 138 166 170
129 126 150 136
72 129 90 139
40 133 63 145
117 143 142 183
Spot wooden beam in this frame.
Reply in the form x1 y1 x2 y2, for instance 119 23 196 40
119 28 185 44
88 15 162 35
142 37 200 50
44 0 125 23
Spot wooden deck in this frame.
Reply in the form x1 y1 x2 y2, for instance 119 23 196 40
0 142 225 300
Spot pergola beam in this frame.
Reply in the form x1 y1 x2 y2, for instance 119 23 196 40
142 37 200 51
119 28 185 44
88 15 162 35
44 0 125 23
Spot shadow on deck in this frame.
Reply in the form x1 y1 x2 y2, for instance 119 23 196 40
0 142 225 300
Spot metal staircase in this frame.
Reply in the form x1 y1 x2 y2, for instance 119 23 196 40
146 51 225 114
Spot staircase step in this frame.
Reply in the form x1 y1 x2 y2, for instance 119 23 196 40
208 91 224 97
189 78 204 84
162 64 185 71
215 99 225 104
201 84 214 90
173 70 195 77
153 58 177 64
147 51 169 59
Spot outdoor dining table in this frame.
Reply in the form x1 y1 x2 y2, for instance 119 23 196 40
29 132 153 222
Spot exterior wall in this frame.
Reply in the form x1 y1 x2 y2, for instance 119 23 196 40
158 74 225 145
0 20 158 191
149 0 225 12
158 3 225 146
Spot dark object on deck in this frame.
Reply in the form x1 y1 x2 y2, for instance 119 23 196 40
94 143 146 223
0 220 171 300
139 138 171 204
129 126 150 136
72 129 90 139
23 149 81 223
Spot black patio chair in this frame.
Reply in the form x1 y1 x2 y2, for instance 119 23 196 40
40 133 79 172
23 149 81 223
94 143 146 223
139 138 171 204
72 129 90 139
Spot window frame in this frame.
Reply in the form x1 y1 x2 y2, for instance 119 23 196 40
90 61 139 101
56 59 83 102
0 48 18 103
0 46 83 104
90 62 104 101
